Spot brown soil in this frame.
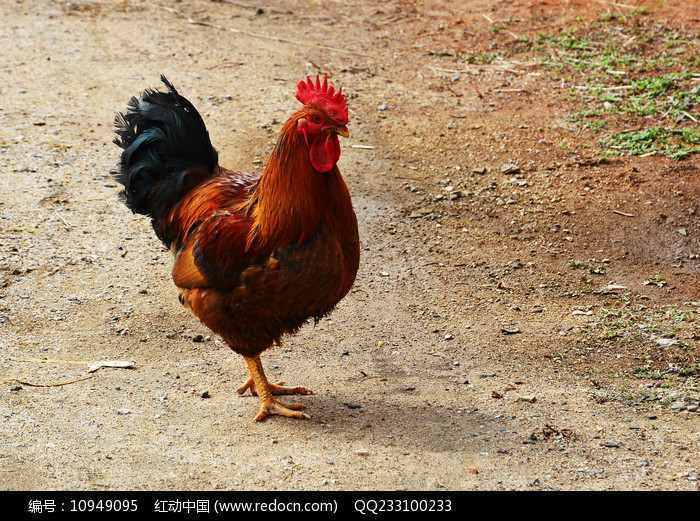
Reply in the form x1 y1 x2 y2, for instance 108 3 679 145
1 0 698 491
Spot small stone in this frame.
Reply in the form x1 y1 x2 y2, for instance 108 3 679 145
473 167 487 175
670 401 687 411
377 104 388 111
501 163 520 175
602 441 621 448
655 338 678 347
192 334 204 342
603 283 627 292
353 449 370 457
501 328 521 334
199 390 209 399
117 409 131 415
518 395 537 403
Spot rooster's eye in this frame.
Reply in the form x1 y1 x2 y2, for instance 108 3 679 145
311 115 322 124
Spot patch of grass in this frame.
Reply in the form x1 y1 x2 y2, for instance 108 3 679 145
643 275 667 287
508 14 700 159
569 258 589 269
600 126 700 160
459 52 499 64
9 227 37 234
581 304 699 350
573 111 608 134
633 363 665 379
633 363 699 379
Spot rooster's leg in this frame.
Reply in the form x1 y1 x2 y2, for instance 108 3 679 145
236 355 312 397
240 355 310 421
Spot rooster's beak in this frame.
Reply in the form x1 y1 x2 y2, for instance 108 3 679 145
333 126 350 138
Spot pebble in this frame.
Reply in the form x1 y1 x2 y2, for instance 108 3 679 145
199 390 209 399
377 104 388 111
602 441 621 448
655 338 678 347
501 163 520 175
117 409 131 415
501 328 521 334
670 401 686 411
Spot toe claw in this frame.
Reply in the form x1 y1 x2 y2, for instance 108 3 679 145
254 400 310 421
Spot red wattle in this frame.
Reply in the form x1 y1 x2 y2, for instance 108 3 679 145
309 134 340 173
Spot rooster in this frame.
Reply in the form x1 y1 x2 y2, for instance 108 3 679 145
113 75 359 421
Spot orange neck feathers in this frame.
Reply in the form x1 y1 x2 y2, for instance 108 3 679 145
247 110 354 251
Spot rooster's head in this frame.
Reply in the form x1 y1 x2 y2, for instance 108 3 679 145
294 76 349 173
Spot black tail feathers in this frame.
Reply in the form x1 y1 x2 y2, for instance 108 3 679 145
113 75 218 243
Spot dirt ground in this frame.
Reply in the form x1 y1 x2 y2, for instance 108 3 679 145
1 0 699 492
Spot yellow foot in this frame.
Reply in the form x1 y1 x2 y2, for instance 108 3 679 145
240 355 312 421
255 399 310 422
236 377 312 397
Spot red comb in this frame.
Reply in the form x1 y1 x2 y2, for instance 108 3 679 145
296 75 348 125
